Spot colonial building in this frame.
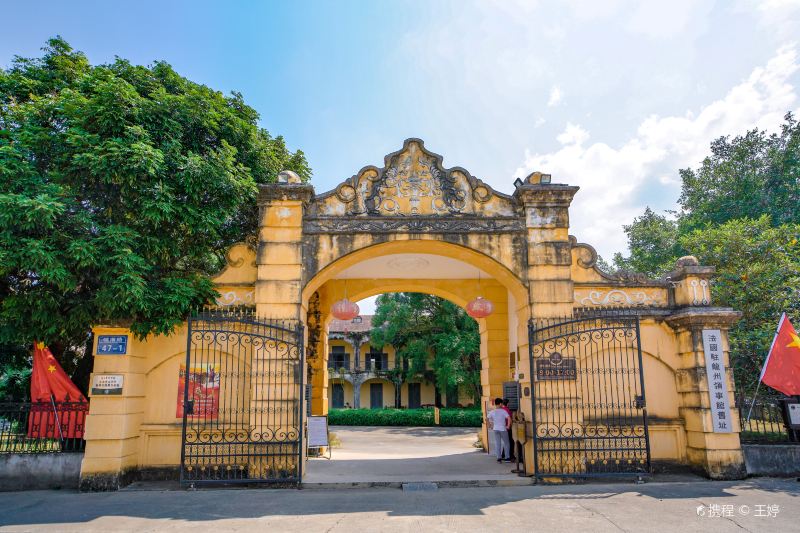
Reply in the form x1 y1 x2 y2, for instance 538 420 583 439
327 315 472 409
80 138 746 489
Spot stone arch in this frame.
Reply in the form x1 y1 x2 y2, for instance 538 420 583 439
301 239 529 310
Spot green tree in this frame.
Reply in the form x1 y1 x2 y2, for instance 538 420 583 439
615 113 800 394
370 293 481 404
612 207 682 277
0 37 310 394
679 217 800 394
679 113 800 229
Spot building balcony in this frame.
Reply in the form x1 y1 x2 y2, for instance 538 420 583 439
327 362 394 379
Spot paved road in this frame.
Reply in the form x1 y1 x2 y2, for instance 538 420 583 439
0 478 798 532
304 426 520 484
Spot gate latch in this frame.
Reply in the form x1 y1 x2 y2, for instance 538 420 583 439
185 400 194 415
634 395 646 409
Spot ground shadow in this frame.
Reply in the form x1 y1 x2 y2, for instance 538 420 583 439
0 478 797 527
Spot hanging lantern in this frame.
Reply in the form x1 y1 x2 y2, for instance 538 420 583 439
331 298 360 321
466 296 494 318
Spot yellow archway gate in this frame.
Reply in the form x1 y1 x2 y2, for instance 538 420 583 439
79 139 746 490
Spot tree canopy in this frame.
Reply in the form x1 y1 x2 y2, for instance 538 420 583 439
613 113 800 394
0 37 310 393
370 293 481 403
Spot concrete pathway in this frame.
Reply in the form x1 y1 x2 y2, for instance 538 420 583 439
1 478 798 532
304 426 526 486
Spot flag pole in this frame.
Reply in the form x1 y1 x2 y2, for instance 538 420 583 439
49 393 65 450
744 380 762 426
746 313 787 426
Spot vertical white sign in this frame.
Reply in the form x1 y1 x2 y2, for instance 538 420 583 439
702 329 732 433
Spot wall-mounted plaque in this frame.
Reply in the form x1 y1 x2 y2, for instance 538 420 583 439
96 335 128 355
702 329 732 433
91 374 123 395
535 352 577 380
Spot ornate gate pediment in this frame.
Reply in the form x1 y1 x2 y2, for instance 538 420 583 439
308 138 518 221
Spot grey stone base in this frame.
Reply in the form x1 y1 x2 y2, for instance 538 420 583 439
743 444 800 476
0 453 83 491
79 466 179 491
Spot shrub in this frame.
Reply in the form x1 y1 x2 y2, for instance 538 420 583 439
327 407 482 427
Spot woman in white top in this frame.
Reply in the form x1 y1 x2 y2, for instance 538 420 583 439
487 397 511 462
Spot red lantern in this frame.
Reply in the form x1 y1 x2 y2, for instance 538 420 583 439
466 296 494 318
331 298 360 321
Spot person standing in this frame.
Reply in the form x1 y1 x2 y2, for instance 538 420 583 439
502 398 516 462
487 397 511 462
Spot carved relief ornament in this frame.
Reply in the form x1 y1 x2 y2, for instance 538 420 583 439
311 138 515 218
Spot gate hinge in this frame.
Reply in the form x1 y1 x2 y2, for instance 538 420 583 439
634 395 646 409
185 400 194 415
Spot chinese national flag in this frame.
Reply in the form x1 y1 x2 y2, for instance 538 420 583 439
760 313 800 396
28 342 87 439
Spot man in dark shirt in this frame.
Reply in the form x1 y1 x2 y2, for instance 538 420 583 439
502 398 516 462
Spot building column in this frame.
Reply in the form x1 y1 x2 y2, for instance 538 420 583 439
666 258 746 479
252 174 314 477
513 172 579 476
79 326 144 490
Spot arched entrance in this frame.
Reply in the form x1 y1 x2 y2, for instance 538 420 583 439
302 240 528 418
79 138 746 490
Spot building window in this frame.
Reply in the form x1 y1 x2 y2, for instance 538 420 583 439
366 349 388 371
329 345 350 370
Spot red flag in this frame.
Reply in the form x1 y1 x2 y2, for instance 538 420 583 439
760 313 800 396
28 342 87 439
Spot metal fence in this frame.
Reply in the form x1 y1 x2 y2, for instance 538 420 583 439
736 394 798 444
0 401 88 453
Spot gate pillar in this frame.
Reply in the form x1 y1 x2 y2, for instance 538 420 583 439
80 326 145 490
256 174 314 321
666 260 746 479
513 173 579 476
253 175 314 478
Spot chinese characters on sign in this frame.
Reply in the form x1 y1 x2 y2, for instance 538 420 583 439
91 374 124 395
702 329 732 433
176 364 220 419
96 335 128 355
535 352 578 380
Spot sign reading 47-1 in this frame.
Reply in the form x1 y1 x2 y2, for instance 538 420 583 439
96 335 128 355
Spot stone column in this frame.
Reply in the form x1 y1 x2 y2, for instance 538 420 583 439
252 172 314 478
513 172 579 319
513 172 579 476
666 257 745 479
80 326 144 490
256 173 314 320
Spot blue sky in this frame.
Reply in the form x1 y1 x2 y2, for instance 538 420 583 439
3 0 800 263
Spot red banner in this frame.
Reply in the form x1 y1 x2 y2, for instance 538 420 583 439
176 364 220 419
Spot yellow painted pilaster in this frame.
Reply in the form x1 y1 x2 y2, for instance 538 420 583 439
80 327 144 490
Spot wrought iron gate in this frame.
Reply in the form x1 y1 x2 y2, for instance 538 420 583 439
180 308 305 486
528 309 651 479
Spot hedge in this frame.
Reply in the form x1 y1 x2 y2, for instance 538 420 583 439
327 408 482 427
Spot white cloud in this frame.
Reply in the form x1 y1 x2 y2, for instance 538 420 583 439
514 46 800 259
738 0 800 40
534 117 546 128
547 85 563 107
626 0 711 39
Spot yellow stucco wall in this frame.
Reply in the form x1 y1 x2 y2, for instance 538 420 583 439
80 141 745 487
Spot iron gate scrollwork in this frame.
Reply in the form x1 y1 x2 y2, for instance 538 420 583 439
528 308 651 478
180 308 305 486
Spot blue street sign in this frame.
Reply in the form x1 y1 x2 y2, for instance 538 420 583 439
96 335 128 355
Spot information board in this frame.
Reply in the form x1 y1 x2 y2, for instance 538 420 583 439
702 329 733 433
91 374 124 395
307 415 329 448
536 352 577 380
503 381 520 411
